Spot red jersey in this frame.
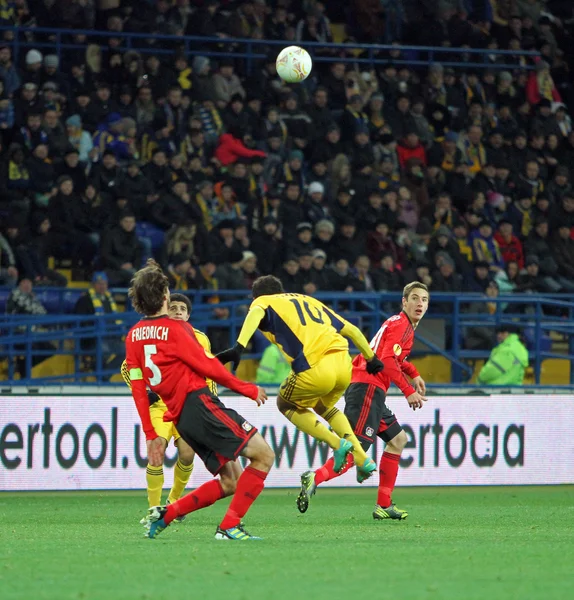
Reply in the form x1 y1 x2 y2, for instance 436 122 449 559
125 316 258 440
351 311 419 397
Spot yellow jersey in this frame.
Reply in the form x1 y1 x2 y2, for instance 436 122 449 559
249 293 350 373
121 327 217 396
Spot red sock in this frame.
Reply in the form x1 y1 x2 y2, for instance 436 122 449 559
315 454 354 485
164 479 224 525
219 466 268 530
377 451 401 508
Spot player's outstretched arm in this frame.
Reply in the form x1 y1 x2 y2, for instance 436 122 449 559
338 320 384 374
177 322 261 401
217 306 266 369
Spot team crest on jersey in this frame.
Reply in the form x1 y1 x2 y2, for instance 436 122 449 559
365 426 374 437
393 344 402 356
242 421 253 432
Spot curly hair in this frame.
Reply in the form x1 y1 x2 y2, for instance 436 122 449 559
128 259 169 316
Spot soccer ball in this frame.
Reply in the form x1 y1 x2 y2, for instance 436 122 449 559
276 46 312 83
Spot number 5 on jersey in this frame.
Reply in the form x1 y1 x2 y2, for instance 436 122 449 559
144 344 162 385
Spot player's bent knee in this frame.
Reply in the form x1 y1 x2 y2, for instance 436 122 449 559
219 473 237 496
388 430 408 453
177 446 195 466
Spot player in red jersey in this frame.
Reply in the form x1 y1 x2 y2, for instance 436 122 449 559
297 281 429 520
125 260 274 541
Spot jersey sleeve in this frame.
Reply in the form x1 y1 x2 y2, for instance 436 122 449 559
401 360 420 379
237 305 266 348
125 337 158 440
194 328 218 396
177 323 259 399
376 321 416 398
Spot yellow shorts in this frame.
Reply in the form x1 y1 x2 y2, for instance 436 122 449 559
279 351 352 409
150 400 180 445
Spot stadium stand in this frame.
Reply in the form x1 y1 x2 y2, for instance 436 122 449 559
1 0 574 385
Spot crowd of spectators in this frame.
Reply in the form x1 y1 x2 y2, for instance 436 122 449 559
1 0 574 314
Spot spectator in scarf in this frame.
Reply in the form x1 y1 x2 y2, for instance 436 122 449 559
526 61 561 106
471 220 504 273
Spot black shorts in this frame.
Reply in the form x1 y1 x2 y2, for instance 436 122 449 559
344 383 402 449
176 388 257 475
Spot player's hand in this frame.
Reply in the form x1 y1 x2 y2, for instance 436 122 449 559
406 392 427 411
412 376 426 395
146 437 165 466
253 387 267 407
366 356 384 375
216 343 245 371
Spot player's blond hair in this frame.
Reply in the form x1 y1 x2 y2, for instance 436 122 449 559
403 281 430 301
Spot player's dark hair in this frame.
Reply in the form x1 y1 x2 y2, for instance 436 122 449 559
403 281 430 300
129 259 169 316
252 275 284 298
169 293 192 317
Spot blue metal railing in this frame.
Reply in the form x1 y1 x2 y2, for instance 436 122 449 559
1 290 573 386
0 26 539 73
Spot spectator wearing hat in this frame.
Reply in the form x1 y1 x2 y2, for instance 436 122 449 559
523 131 549 182
41 54 70 99
22 49 43 88
516 255 550 293
65 114 94 164
494 219 525 269
14 110 48 157
546 165 572 205
312 219 334 261
430 253 464 303
92 112 132 161
531 98 561 138
389 94 416 141
0 44 21 97
339 94 369 143
428 224 470 274
212 60 245 110
279 92 313 142
532 194 555 224
295 250 318 295
459 124 487 176
355 190 386 232
54 146 86 192
90 82 118 128
290 222 315 257
468 260 493 293
471 220 504 272
207 219 242 265
526 60 561 106
477 325 529 386
551 193 574 233
505 194 534 239
304 181 329 224
14 81 44 127
306 87 334 142
348 124 376 171
377 151 400 191
222 93 249 134
73 271 124 379
507 129 529 176
100 211 142 287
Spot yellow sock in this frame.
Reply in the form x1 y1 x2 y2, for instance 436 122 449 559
323 407 369 467
146 464 164 507
282 404 341 450
167 460 194 504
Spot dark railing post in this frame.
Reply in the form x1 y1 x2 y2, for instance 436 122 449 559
96 317 103 384
452 296 461 383
535 301 542 384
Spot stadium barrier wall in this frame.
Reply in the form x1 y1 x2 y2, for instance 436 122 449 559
1 394 573 491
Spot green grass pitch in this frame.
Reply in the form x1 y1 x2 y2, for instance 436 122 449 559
1 486 573 600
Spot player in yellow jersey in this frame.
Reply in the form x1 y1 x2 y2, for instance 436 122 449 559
121 293 241 510
217 275 385 482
